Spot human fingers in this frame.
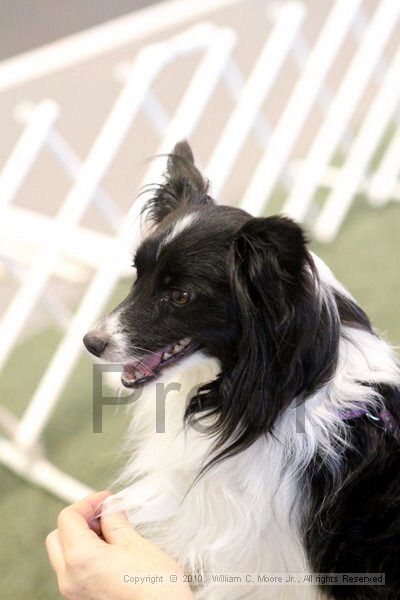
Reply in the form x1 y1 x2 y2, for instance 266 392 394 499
57 490 112 549
45 529 65 573
100 509 140 546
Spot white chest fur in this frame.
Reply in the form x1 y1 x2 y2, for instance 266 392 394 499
110 353 319 599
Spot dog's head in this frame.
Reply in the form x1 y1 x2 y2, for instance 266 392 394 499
84 141 338 459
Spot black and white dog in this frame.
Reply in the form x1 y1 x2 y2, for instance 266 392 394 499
83 141 400 599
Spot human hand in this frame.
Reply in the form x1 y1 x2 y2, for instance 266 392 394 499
45 490 194 600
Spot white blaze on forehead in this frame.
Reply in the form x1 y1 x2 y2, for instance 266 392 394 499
158 213 198 255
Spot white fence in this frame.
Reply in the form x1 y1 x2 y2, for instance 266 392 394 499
0 0 399 501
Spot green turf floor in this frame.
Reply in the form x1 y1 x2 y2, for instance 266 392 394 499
0 199 399 599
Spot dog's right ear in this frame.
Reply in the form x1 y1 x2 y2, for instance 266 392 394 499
143 140 213 224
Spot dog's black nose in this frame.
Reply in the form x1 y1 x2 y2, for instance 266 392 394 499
83 332 108 357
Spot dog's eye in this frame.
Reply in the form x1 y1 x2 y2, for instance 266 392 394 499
170 289 192 306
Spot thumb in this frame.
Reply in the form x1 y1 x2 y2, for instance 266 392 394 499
100 509 140 546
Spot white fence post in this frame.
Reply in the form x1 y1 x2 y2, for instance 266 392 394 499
239 0 362 216
283 0 400 222
206 2 305 197
13 24 237 452
0 100 59 210
368 120 400 207
313 43 400 242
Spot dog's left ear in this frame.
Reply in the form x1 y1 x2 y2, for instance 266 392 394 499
144 140 213 224
230 216 310 311
213 216 338 462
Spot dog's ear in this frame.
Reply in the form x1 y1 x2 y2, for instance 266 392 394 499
144 140 213 224
230 216 310 311
210 216 339 462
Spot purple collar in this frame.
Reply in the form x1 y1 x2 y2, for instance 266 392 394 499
339 407 400 441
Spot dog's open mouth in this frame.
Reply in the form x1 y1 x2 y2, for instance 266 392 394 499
121 337 194 387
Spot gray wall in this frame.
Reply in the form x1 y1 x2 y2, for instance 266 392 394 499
0 0 162 60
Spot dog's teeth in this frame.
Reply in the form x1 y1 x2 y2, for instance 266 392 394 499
135 369 145 380
160 340 191 363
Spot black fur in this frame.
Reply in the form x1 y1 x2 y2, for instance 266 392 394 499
188 215 340 466
334 290 374 334
142 141 212 224
304 385 400 599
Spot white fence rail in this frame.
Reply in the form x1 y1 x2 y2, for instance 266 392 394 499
0 0 399 500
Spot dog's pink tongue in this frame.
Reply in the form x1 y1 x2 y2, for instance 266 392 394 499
123 349 164 380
